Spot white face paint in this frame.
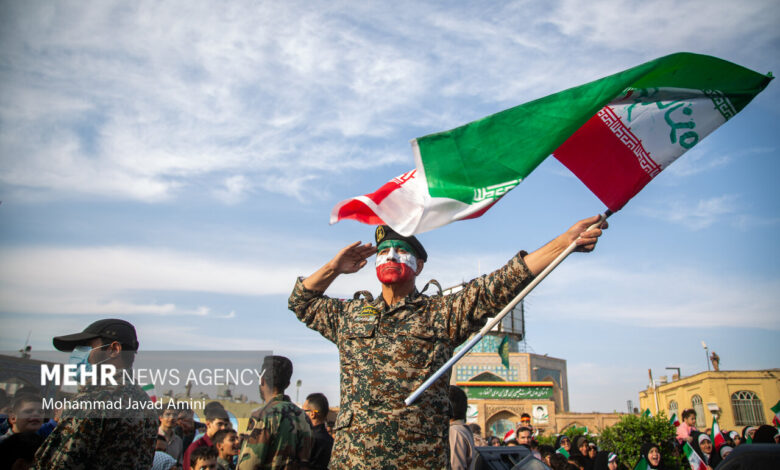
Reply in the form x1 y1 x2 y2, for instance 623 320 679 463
375 246 417 270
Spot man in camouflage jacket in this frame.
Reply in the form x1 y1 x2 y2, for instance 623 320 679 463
33 319 158 470
238 355 312 470
288 216 606 469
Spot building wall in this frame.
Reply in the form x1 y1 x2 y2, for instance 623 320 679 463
452 351 568 411
639 370 780 431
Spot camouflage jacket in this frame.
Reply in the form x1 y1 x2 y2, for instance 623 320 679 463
288 251 534 469
32 380 158 469
238 394 313 470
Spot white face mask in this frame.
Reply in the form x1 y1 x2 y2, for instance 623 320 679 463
375 246 417 270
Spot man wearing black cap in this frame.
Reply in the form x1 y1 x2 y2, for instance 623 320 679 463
288 215 606 469
32 319 159 469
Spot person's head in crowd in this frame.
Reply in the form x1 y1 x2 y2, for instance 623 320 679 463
728 430 740 446
203 402 230 438
520 413 532 428
752 424 779 443
538 444 555 465
259 355 293 401
741 425 757 442
468 423 482 437
190 445 218 470
490 436 501 446
606 452 618 470
682 408 696 427
548 452 568 470
592 450 618 470
159 408 177 432
719 445 733 460
213 428 240 461
555 435 572 452
52 319 140 373
698 433 713 456
177 409 196 433
587 442 598 459
304 392 329 427
448 386 468 422
571 435 588 457
640 442 661 469
155 434 168 452
8 394 43 434
0 431 44 470
516 426 532 446
152 450 176 470
503 429 518 446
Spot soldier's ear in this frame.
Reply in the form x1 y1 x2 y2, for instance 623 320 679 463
415 259 424 276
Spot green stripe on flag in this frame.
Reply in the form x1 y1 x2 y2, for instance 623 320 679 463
415 52 771 205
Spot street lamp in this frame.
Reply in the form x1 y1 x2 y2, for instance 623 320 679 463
701 341 710 371
296 379 302 404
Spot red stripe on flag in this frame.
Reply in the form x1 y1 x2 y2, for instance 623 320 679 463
554 108 656 211
336 200 386 225
461 199 501 220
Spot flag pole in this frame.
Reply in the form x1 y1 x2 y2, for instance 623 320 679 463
405 211 612 406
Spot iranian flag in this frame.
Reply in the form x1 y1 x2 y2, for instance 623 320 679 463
670 412 680 427
142 383 157 403
556 447 570 459
683 442 707 470
711 416 726 450
331 53 771 236
771 400 780 425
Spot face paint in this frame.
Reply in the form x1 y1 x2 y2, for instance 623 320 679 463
375 246 417 284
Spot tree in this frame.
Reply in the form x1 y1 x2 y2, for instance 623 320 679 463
598 413 680 469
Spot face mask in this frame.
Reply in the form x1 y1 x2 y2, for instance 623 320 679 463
376 246 417 284
68 344 111 382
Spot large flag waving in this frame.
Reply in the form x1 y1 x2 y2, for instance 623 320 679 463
331 53 771 236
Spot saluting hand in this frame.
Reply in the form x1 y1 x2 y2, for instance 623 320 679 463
329 241 378 274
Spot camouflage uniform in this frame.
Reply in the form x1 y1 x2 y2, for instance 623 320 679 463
32 380 158 469
238 393 313 470
288 251 534 469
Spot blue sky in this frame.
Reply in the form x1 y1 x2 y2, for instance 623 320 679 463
1 0 778 413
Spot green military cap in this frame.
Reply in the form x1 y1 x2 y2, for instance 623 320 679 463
375 225 427 262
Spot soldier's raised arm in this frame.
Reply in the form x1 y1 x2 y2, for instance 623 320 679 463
301 241 377 292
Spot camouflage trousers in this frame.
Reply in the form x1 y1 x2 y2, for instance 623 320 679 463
328 417 448 470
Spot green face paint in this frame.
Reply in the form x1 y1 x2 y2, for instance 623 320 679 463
377 239 416 257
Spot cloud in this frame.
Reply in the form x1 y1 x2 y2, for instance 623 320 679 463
639 194 740 230
2 1 775 205
531 258 780 330
0 245 304 316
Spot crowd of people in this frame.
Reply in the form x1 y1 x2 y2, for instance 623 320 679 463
444 403 780 470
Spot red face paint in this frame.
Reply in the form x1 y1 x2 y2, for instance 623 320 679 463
376 261 415 284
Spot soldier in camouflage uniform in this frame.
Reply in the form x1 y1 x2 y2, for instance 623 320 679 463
33 319 159 469
238 355 313 470
288 216 607 469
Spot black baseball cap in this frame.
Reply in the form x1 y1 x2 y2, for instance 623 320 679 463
375 225 428 262
53 319 139 352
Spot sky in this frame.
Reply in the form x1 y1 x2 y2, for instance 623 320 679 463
1 0 778 413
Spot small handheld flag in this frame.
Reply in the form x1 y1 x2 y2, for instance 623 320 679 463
670 412 680 427
683 442 707 470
